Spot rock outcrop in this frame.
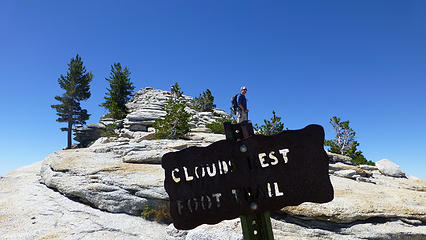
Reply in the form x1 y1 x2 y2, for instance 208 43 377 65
2 156 425 239
36 130 426 239
3 87 425 239
39 134 225 217
126 87 228 130
0 162 167 240
74 87 228 147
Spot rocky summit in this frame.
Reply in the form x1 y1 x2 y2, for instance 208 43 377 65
74 87 228 147
1 87 425 240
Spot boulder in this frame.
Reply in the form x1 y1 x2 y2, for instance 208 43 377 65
376 159 406 178
334 169 357 179
326 152 354 165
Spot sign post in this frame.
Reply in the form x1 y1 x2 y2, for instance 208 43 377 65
223 121 274 240
161 122 333 234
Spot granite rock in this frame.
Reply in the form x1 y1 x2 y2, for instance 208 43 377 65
0 161 167 240
326 152 354 165
376 159 406 178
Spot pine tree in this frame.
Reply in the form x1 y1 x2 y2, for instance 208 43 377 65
254 111 285 135
51 54 93 149
325 116 374 165
100 63 135 120
153 83 192 139
324 116 355 155
192 89 215 112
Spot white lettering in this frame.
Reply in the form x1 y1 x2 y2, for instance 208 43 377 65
274 182 284 196
206 163 217 177
212 193 222 208
269 151 279 165
187 198 193 213
184 167 193 181
172 168 180 183
231 189 238 201
258 153 268 168
279 149 289 163
194 166 199 178
218 160 223 174
267 182 272 197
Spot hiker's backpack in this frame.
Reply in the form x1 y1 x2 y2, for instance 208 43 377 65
231 93 239 114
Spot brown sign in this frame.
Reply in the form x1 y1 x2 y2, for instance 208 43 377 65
161 124 334 230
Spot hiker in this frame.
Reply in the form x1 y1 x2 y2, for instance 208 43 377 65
237 86 248 123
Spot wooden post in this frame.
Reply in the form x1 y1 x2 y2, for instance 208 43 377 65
224 121 274 240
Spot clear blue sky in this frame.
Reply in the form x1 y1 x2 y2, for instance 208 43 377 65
1 1 425 178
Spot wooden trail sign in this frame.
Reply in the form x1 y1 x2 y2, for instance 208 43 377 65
161 124 334 230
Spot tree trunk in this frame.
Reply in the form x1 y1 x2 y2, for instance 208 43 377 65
67 119 72 149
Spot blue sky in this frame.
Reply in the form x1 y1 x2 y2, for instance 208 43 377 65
0 1 425 178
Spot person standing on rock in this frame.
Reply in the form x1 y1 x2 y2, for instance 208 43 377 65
237 86 249 123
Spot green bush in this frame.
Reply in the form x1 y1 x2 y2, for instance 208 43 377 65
141 203 156 220
206 115 236 134
206 121 225 134
141 203 172 224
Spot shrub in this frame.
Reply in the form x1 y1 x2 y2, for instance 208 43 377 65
153 83 192 139
154 204 172 224
206 115 236 134
141 203 172 224
141 203 156 220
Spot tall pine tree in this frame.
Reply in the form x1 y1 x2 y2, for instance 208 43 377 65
100 63 135 120
51 54 93 149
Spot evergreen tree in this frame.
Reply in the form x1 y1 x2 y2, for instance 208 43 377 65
254 111 285 136
153 83 192 139
51 54 93 149
192 89 215 112
325 116 374 165
100 63 135 119
324 116 355 155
